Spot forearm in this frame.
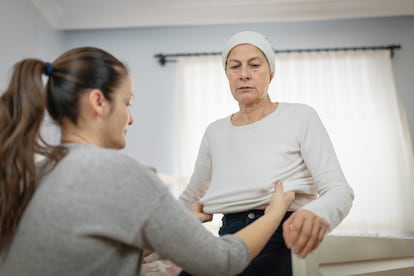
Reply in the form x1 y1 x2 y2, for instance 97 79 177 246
178 175 209 209
304 184 354 231
143 192 249 276
234 209 286 260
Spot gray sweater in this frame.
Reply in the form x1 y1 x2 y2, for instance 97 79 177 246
0 144 249 276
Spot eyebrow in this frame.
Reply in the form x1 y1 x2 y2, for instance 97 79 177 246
123 93 135 101
227 56 263 63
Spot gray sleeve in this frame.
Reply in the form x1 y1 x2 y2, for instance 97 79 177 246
141 190 250 276
73 149 249 275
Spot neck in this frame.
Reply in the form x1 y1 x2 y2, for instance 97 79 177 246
232 100 278 125
60 116 102 146
60 122 95 145
60 133 90 145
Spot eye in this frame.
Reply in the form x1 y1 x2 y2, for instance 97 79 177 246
227 62 240 69
126 96 135 107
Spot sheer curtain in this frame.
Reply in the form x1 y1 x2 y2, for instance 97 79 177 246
176 50 414 235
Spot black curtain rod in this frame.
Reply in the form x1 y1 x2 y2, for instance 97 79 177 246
154 44 401 66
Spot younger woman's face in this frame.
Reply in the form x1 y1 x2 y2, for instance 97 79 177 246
102 75 135 149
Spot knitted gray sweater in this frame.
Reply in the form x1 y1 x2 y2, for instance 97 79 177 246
0 144 249 276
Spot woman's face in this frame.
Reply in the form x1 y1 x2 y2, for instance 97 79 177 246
225 44 274 107
102 75 135 149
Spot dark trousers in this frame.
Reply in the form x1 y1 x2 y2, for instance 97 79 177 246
179 210 293 276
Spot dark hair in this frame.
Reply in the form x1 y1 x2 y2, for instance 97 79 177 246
0 47 128 247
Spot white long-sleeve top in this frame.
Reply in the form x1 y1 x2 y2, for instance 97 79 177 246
179 103 354 231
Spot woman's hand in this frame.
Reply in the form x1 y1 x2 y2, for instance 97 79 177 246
189 201 213 223
265 181 295 215
235 181 295 260
282 209 329 258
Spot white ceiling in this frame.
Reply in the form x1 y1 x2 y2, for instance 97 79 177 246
31 0 414 30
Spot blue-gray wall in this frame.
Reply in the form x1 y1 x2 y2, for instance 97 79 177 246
1 0 413 175
0 0 64 88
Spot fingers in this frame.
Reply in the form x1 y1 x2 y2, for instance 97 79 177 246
299 221 327 257
283 210 328 258
286 190 295 202
190 201 213 222
190 201 202 212
292 219 318 257
274 180 283 192
267 181 294 215
199 212 213 222
273 180 295 202
283 212 301 249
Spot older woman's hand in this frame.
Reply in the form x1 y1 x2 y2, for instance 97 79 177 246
282 209 329 258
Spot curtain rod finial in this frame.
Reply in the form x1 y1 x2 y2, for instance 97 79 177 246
154 54 167 66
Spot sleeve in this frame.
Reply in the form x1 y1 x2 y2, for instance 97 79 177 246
299 106 354 231
178 132 212 209
141 187 250 276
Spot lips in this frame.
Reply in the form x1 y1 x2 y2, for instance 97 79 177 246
237 86 253 92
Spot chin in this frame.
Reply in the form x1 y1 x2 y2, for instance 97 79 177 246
108 140 126 150
119 140 127 149
115 143 126 150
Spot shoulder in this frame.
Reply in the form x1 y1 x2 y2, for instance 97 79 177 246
67 144 139 165
62 144 168 197
62 144 154 180
205 115 231 133
277 103 323 132
279 102 317 116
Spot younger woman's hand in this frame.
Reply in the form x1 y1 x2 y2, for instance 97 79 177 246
189 201 213 223
265 181 295 215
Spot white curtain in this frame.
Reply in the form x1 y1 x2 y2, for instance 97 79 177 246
176 50 414 235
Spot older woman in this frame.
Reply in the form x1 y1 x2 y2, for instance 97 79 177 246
179 31 354 275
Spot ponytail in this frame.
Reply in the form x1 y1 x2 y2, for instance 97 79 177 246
0 59 66 247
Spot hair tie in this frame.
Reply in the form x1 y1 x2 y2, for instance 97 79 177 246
44 62 54 76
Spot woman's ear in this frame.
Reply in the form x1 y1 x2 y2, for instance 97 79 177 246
269 72 275 82
87 89 108 116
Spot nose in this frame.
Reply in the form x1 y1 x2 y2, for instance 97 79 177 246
128 110 134 125
240 65 250 80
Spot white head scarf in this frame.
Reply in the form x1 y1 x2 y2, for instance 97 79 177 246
222 31 275 73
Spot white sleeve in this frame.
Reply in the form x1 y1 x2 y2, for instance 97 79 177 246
299 107 354 231
178 134 212 209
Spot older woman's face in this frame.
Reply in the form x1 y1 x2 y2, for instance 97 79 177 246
225 44 274 106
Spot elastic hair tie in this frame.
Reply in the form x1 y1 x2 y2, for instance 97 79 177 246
44 62 54 76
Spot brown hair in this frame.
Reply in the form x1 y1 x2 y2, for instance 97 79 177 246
0 47 128 247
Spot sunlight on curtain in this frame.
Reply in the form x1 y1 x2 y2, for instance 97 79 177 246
176 51 414 235
176 56 237 176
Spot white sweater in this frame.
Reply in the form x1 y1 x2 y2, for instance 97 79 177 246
179 103 354 231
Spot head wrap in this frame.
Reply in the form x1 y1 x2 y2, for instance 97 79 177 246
222 31 275 73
